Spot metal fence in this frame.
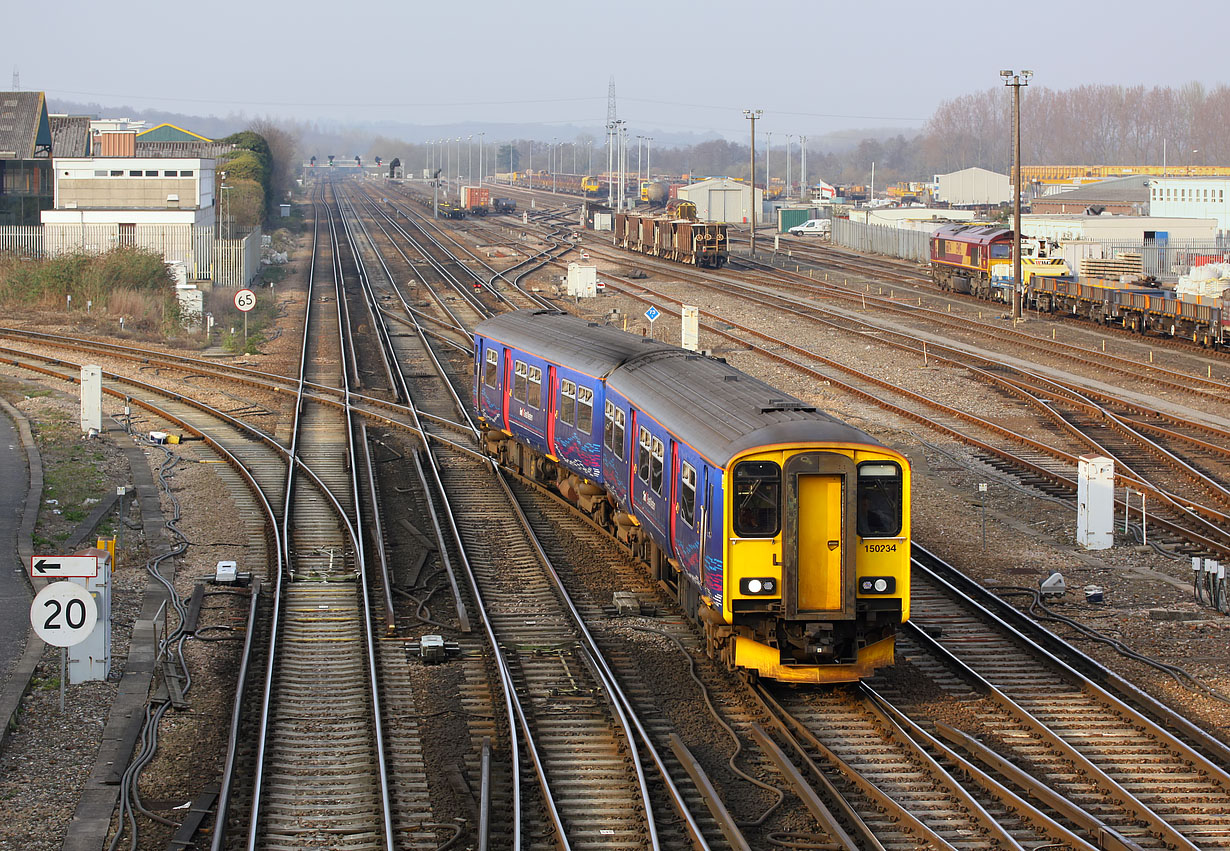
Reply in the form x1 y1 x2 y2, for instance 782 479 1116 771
1098 238 1230 279
832 218 930 263
0 223 261 286
0 226 42 256
212 228 261 288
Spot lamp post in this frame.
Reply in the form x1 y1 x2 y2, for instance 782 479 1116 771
552 137 558 193
587 140 592 176
467 134 473 185
1001 69 1032 321
613 120 626 210
785 134 793 199
765 131 772 199
800 135 807 199
743 109 762 256
455 137 462 189
606 123 615 207
636 135 645 186
645 136 652 183
478 132 485 186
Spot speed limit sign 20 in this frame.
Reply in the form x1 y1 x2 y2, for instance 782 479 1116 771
30 581 98 647
233 288 256 313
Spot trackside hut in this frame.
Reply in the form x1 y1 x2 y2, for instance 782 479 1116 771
677 177 763 223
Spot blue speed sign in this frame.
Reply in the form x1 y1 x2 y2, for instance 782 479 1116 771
645 306 660 322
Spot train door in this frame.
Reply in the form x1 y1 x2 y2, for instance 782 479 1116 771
473 339 481 413
627 409 639 506
784 453 856 619
670 447 703 588
701 476 719 602
546 365 557 457
502 349 512 428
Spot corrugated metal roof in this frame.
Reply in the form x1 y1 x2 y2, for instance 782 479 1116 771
1039 176 1149 204
135 140 236 158
136 123 211 143
50 115 91 157
0 92 52 160
476 310 881 467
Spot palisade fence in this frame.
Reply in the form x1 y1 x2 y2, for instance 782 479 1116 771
1098 238 1230 278
833 218 930 263
0 223 261 287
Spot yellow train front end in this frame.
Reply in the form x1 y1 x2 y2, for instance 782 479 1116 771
721 443 910 684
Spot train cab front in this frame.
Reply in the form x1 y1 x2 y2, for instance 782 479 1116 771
721 448 910 684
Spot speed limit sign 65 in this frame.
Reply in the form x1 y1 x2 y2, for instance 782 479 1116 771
233 288 256 312
30 581 98 647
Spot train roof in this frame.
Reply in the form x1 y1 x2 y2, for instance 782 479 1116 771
932 223 1013 245
477 310 885 468
476 309 676 381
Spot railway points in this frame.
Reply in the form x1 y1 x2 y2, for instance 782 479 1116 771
2 172 1230 851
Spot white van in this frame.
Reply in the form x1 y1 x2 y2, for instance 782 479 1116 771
788 218 831 237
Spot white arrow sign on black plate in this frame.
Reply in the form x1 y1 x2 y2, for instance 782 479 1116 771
29 555 99 579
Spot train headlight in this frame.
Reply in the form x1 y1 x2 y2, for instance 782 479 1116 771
740 577 777 595
858 576 896 595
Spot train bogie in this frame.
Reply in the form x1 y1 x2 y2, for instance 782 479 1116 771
473 310 910 684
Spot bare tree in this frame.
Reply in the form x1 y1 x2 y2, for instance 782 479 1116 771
249 117 301 201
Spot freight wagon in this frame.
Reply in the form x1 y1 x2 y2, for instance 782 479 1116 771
614 211 728 268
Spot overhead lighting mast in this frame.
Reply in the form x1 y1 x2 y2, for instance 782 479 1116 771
743 109 763 255
1001 69 1032 321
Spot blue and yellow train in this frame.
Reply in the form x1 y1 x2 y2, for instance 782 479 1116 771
473 309 910 683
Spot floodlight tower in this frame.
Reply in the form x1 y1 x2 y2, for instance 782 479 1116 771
1001 69 1032 321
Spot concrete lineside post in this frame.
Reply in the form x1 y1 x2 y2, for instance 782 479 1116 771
80 365 102 435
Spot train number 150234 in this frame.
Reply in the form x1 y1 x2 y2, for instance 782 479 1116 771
862 543 897 553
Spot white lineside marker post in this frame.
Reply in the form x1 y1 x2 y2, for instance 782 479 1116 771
978 483 988 551
1141 492 1147 547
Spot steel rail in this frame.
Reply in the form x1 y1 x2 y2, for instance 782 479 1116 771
324 185 396 849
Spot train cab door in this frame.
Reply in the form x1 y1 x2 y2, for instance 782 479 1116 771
784 453 856 620
546 365 558 457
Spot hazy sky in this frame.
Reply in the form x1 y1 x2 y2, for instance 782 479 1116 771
12 0 1227 142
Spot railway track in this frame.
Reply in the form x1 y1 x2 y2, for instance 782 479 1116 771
560 243 1230 558
334 178 714 848
7 175 1230 849
896 549 1230 849
749 235 1230 361
247 186 394 850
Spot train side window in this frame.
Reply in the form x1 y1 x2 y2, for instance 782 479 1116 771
483 348 498 388
513 360 528 403
733 460 780 537
577 386 593 433
528 366 542 408
650 437 664 494
857 462 902 538
559 379 576 426
679 462 696 526
614 408 625 460
637 427 652 484
990 244 1010 258
603 402 615 451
